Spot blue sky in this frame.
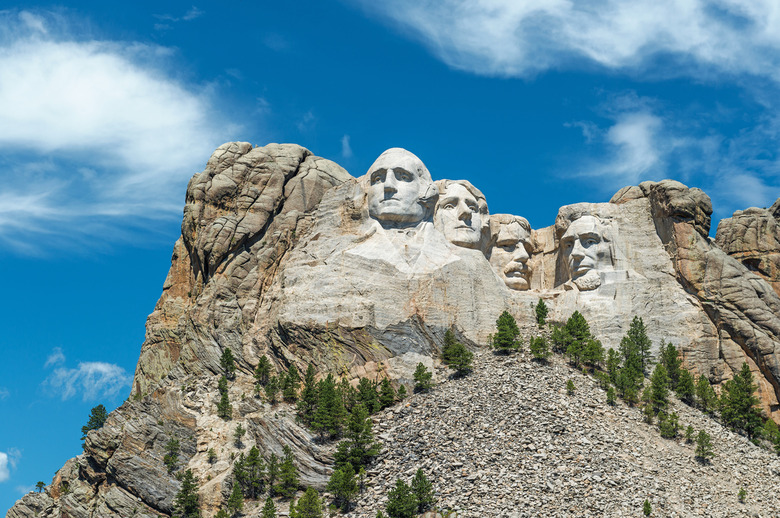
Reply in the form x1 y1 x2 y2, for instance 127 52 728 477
2 0 780 511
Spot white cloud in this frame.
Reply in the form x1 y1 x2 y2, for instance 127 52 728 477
0 387 9 400
341 135 353 158
0 10 240 253
297 111 316 132
44 347 65 368
0 449 21 483
44 362 131 401
16 485 34 494
355 0 780 80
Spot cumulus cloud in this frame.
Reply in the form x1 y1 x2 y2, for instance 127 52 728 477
0 449 21 483
0 10 239 253
44 362 131 401
44 347 66 368
355 0 780 80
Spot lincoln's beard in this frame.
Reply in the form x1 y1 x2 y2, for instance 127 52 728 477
573 269 601 291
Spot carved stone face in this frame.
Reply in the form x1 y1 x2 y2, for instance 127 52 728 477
366 149 434 227
490 221 532 290
560 215 612 290
435 183 488 249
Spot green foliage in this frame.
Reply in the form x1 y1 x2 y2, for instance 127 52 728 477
255 356 272 386
566 379 575 396
220 348 236 380
208 448 217 464
290 487 323 518
529 336 550 362
658 412 679 439
283 364 300 402
274 445 299 499
442 337 474 377
227 481 244 515
492 310 521 353
642 499 651 516
624 316 652 374
397 385 407 400
563 311 593 367
35 481 45 493
261 497 277 518
582 338 605 370
410 469 434 513
215 509 229 518
535 299 548 327
685 425 695 443
738 487 747 503
338 378 358 412
297 364 319 424
606 349 621 385
81 404 108 442
217 376 233 420
312 373 347 441
327 462 358 512
379 378 396 409
164 437 180 474
606 386 616 406
676 369 696 406
413 363 433 392
763 419 780 455
695 375 717 414
386 479 417 518
234 423 246 448
357 377 381 413
173 469 200 518
695 430 714 463
234 446 266 499
334 403 382 470
720 362 764 439
659 341 682 389
649 364 670 414
265 375 280 405
550 324 569 354
266 453 279 495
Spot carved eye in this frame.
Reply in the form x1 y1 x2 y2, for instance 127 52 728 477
466 201 478 212
396 170 413 182
442 203 456 210
370 171 385 185
502 245 515 252
583 238 597 246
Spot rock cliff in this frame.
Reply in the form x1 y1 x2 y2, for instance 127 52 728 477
9 143 780 517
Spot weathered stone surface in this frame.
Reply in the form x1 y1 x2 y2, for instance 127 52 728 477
11 144 780 517
716 198 780 297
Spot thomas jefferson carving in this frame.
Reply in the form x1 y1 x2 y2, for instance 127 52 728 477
489 214 533 290
433 180 490 254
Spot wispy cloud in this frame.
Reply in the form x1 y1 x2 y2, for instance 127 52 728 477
44 347 65 368
341 135 353 158
154 6 204 24
0 10 239 254
0 449 21 483
355 0 780 80
0 387 9 400
297 111 316 133
44 361 131 401
15 485 33 494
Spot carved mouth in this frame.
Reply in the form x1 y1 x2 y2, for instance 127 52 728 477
505 266 529 278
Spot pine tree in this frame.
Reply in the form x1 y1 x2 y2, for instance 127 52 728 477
164 437 180 474
267 453 279 495
221 348 236 380
676 368 696 405
312 374 346 441
413 363 433 392
327 462 358 512
338 377 358 412
385 479 417 518
334 403 382 470
217 376 233 420
234 423 246 448
275 445 299 499
291 487 323 518
255 356 271 386
441 329 459 363
550 324 569 354
529 336 550 362
357 377 381 413
208 448 218 464
564 311 592 367
582 338 605 370
606 386 616 406
643 499 651 516
397 385 407 400
410 469 434 513
492 311 521 353
695 430 714 463
659 341 682 389
35 481 45 493
261 497 277 518
265 375 280 405
379 378 396 409
215 509 229 518
658 411 679 439
283 364 300 402
297 364 319 425
566 379 575 396
720 362 764 439
685 425 695 443
695 375 717 414
173 469 200 518
81 404 108 442
624 316 652 374
649 364 669 414
535 299 548 327
244 445 266 498
232 453 248 496
227 481 244 516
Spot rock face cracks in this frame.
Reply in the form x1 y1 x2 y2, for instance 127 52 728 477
10 143 780 517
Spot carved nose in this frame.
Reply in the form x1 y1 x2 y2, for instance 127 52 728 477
384 170 398 191
513 245 529 263
457 201 472 221
570 240 585 259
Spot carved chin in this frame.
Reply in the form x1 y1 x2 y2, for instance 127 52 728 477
573 270 601 291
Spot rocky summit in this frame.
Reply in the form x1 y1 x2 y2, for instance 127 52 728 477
9 142 780 517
